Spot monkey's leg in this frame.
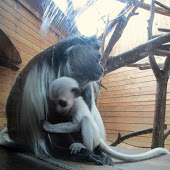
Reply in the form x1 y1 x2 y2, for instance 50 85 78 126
42 121 80 133
81 117 94 150
81 117 114 166
68 116 94 155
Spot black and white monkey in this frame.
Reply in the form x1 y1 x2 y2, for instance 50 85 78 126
5 36 113 165
42 77 169 162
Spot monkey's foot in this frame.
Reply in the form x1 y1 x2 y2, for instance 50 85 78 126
69 143 85 154
94 148 114 166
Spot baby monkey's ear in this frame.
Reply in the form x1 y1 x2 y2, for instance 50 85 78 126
71 88 81 98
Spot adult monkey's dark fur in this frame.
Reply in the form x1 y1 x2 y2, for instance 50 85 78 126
6 36 112 165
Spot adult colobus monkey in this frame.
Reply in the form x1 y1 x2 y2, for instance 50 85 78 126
6 36 112 165
42 77 169 161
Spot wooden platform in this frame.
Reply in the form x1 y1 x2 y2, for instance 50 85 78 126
0 146 169 170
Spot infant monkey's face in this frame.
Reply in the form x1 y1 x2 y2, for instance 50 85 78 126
49 77 81 116
54 90 75 116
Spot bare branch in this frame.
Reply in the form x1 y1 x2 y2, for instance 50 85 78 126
154 49 170 56
158 28 170 32
102 0 143 66
127 62 163 70
148 0 162 79
127 62 151 67
155 1 170 11
105 32 170 74
116 0 170 17
139 64 163 70
101 15 109 53
111 125 167 147
164 129 170 140
163 57 170 74
102 16 127 61
106 4 132 34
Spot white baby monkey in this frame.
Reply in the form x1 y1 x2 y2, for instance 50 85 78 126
42 77 169 161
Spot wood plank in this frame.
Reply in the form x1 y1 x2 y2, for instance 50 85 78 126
99 94 156 103
0 74 15 84
0 118 7 127
98 105 156 112
103 117 154 125
2 0 57 44
0 5 54 47
102 80 157 92
0 14 48 50
104 122 152 131
103 74 156 88
100 87 157 98
0 110 6 118
98 100 170 106
0 66 19 78
18 0 65 39
103 117 170 125
101 111 155 118
0 24 41 54
0 101 6 109
0 92 9 101
0 83 12 92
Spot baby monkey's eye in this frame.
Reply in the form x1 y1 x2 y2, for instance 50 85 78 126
71 88 81 98
58 100 67 107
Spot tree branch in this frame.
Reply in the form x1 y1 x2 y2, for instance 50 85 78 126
116 0 170 17
154 49 170 56
163 57 170 75
102 0 143 66
106 4 132 34
164 129 170 140
155 1 170 11
148 0 162 79
158 28 170 32
111 125 167 147
105 32 170 74
101 15 109 53
102 16 127 61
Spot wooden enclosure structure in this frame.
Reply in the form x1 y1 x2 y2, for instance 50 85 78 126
0 0 169 152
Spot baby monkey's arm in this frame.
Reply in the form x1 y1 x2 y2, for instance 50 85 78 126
42 121 80 133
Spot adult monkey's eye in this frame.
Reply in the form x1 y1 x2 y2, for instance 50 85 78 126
58 100 67 107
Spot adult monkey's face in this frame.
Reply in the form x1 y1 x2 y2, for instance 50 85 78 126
66 42 104 81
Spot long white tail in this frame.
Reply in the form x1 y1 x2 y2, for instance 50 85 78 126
99 140 169 161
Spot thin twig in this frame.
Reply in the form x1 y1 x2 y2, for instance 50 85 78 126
102 0 144 67
116 0 170 17
110 125 167 147
163 57 170 75
154 49 170 57
158 28 170 32
101 14 110 53
164 129 170 140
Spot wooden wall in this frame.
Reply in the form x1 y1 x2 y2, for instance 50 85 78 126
0 0 62 131
98 0 170 150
